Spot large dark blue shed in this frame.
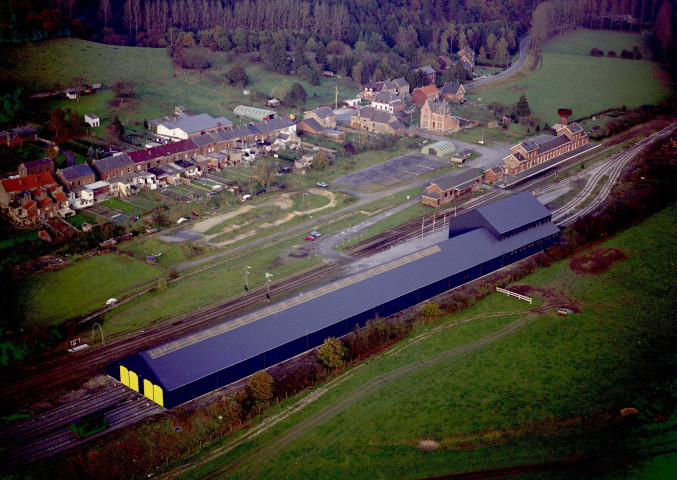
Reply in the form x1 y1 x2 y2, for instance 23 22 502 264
107 192 559 408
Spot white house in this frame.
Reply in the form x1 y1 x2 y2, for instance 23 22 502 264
156 113 232 140
67 187 95 209
84 113 100 128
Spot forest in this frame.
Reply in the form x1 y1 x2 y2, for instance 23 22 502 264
3 1 673 61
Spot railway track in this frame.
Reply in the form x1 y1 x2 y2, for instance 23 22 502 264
345 117 674 259
552 123 676 227
0 263 340 413
0 381 164 468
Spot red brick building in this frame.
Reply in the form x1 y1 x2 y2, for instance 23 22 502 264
502 123 589 175
483 165 505 184
421 169 483 207
19 158 54 177
412 85 439 105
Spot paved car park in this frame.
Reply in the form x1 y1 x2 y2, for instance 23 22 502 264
335 153 448 190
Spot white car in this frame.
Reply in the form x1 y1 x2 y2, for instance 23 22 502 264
317 182 328 188
241 194 252 201
310 231 322 237
106 298 118 305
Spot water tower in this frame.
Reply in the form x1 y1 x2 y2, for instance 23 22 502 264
557 108 572 126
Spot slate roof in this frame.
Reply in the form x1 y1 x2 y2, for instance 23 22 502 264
158 113 232 134
567 123 583 134
93 153 134 172
363 81 383 91
420 65 436 74
424 100 451 115
393 77 409 88
441 82 464 95
299 118 323 133
306 106 334 120
118 192 558 394
23 158 53 170
59 163 96 180
489 165 504 174
429 168 482 191
372 91 400 104
381 79 397 90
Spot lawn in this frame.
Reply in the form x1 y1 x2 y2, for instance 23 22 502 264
183 204 676 479
470 30 672 125
18 253 163 326
100 198 146 216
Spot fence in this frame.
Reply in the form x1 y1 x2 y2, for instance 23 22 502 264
496 287 532 304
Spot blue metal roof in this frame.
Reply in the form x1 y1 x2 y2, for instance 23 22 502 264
126 205 558 392
474 191 551 236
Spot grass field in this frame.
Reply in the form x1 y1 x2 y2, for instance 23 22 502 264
18 254 163 326
542 28 648 56
182 204 676 479
1 37 358 130
470 30 672 125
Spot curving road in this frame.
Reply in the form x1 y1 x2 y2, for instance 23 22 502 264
469 35 531 88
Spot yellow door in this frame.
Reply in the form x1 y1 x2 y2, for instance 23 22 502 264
143 379 154 400
129 371 139 392
153 385 164 407
119 366 129 387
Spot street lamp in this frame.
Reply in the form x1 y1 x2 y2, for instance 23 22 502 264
265 272 273 301
243 265 251 292
92 322 104 345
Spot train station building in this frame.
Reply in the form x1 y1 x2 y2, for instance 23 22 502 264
108 192 559 408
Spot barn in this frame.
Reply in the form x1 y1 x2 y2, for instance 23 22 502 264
422 140 456 157
107 192 559 408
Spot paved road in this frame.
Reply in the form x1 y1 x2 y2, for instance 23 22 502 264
469 35 531 88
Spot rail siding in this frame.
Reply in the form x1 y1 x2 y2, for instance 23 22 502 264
496 287 532 304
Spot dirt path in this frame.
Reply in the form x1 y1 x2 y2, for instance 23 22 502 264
195 189 336 247
162 312 532 479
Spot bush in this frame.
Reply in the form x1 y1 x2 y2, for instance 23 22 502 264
590 48 604 57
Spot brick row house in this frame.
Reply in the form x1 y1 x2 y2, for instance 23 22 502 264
19 158 54 177
1 116 298 222
421 169 483 207
420 100 460 134
501 123 589 175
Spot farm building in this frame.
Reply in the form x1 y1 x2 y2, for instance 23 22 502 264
233 106 277 122
421 141 456 158
108 192 559 409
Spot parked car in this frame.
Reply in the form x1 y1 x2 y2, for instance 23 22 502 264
106 298 118 305
241 194 252 201
310 231 322 237
304 236 315 241
317 182 328 187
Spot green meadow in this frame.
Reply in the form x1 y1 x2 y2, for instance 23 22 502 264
182 204 676 479
0 38 358 128
18 254 163 326
471 30 672 124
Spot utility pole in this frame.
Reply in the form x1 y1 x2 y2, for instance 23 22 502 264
243 265 251 292
421 217 424 238
335 83 339 110
265 272 273 301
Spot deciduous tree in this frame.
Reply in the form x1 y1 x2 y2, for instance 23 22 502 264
226 64 248 86
317 337 348 370
420 302 443 323
248 370 274 403
313 152 329 170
